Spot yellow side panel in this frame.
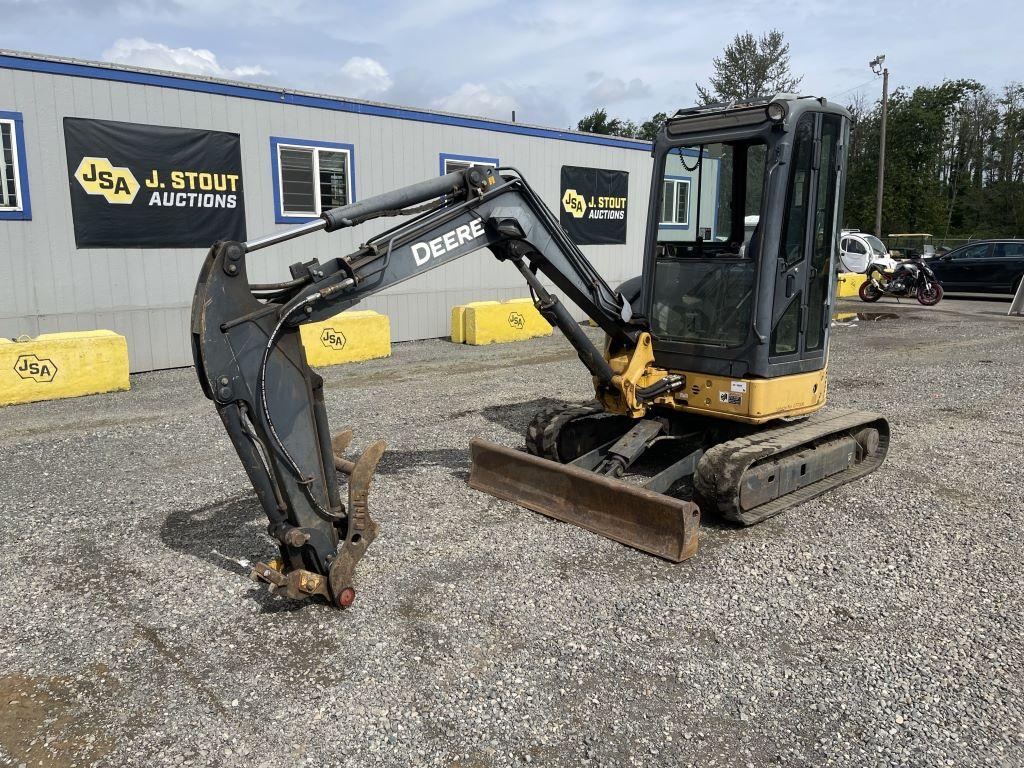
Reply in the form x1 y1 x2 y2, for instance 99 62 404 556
663 368 828 423
300 310 391 367
0 330 130 407
450 301 499 343
464 298 552 345
836 272 866 297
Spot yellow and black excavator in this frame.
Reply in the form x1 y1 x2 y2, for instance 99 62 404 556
192 94 888 606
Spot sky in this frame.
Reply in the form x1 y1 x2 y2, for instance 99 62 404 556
2 0 1022 129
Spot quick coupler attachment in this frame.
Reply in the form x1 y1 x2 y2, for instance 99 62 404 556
250 430 385 607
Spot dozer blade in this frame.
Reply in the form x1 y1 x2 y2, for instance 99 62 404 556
468 438 700 562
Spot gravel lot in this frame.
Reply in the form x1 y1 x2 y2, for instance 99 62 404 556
1 297 1022 768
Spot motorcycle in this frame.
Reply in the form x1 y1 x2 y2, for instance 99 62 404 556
859 256 944 306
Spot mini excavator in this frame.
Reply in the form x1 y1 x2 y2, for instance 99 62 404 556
192 94 889 606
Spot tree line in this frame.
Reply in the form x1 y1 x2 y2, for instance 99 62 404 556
846 80 1022 240
575 31 1023 240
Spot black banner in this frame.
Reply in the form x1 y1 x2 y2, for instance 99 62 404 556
64 117 246 248
559 165 628 245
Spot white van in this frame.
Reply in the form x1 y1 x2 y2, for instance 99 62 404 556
839 230 898 273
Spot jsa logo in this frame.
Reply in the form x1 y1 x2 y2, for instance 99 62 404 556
74 157 141 204
411 220 486 267
14 354 58 383
562 189 587 219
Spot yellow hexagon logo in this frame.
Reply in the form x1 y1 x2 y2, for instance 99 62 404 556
320 328 346 350
73 157 140 205
14 354 58 383
561 188 587 219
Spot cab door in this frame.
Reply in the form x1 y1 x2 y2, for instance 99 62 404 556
803 113 843 356
768 112 815 363
768 111 844 367
839 236 868 273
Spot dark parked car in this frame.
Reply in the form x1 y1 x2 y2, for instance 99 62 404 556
926 240 1024 294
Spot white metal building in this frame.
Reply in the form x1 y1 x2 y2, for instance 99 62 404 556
0 50 716 372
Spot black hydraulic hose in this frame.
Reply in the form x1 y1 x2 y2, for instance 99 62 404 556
635 375 684 401
249 276 310 292
257 299 319 474
255 290 345 521
694 146 704 243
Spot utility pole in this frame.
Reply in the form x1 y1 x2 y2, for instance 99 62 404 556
870 54 889 238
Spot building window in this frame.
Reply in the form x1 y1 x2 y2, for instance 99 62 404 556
660 177 689 226
0 111 31 221
270 137 354 223
439 152 499 176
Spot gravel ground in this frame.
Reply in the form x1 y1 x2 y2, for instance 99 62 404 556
1 297 1022 768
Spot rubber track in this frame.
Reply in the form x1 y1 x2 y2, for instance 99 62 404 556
525 401 605 462
693 407 890 526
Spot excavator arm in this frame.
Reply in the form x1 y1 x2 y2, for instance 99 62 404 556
191 166 670 606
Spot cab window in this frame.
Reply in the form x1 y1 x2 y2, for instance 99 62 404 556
805 112 842 352
649 139 767 348
778 115 815 267
863 235 888 256
771 112 816 356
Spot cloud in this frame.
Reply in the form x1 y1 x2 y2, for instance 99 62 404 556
101 38 270 79
336 56 393 98
426 81 570 126
584 75 652 105
431 83 519 120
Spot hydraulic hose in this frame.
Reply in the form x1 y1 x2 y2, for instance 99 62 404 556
254 278 354 521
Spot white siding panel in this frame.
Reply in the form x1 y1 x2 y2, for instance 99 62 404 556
1 63 654 370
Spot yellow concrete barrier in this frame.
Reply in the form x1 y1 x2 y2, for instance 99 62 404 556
300 310 391 367
836 272 867 298
0 330 130 407
451 298 553 345
450 301 500 343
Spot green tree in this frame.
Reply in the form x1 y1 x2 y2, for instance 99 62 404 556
638 112 668 142
842 79 1019 240
696 30 803 105
577 108 629 136
577 108 668 141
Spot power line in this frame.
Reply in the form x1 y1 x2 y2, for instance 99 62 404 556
831 76 882 101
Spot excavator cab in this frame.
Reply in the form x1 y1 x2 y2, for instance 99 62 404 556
642 96 849 384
